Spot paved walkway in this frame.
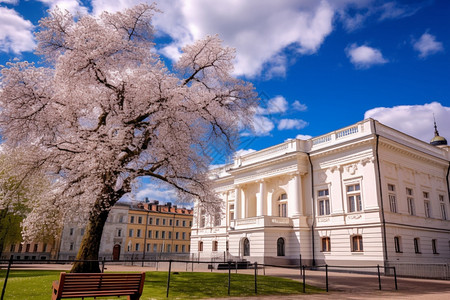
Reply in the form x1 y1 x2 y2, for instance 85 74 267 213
5 263 450 299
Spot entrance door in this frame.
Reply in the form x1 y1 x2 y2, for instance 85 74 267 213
112 244 121 261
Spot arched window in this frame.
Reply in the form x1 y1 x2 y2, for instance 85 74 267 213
277 193 288 217
198 241 203 252
277 238 285 256
243 238 250 256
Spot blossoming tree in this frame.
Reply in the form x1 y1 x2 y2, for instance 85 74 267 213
0 4 257 273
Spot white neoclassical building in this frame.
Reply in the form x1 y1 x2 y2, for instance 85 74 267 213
191 119 450 274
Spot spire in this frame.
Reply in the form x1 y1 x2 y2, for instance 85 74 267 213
433 114 440 137
430 115 447 146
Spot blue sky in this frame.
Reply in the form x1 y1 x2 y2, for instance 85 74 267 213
1 0 450 203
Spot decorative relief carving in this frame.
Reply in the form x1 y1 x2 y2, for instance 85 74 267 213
360 157 374 166
402 168 414 182
347 214 362 220
329 165 340 173
346 163 358 175
317 171 327 183
318 217 330 222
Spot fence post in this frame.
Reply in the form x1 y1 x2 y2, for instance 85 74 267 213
228 262 231 295
377 265 381 290
393 267 398 290
302 265 306 293
325 264 328 292
254 262 258 294
1 257 13 300
166 260 172 298
101 257 105 273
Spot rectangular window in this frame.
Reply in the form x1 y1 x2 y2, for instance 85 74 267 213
80 228 85 236
212 241 218 251
182 232 186 240
149 217 153 225
69 228 74 236
279 203 287 217
439 195 447 220
148 230 152 238
432 239 438 254
175 245 179 253
394 236 402 253
167 244 171 252
388 184 397 213
407 188 415 215
189 221 192 227
10 244 15 252
18 244 22 252
182 245 186 253
146 243 151 252
168 231 172 239
137 229 141 238
25 244 30 252
156 218 160 225
169 219 173 226
153 244 157 252
135 243 140 251
182 220 186 227
347 184 362 212
69 243 74 251
318 189 330 216
414 238 421 254
321 237 331 252
424 201 431 218
130 216 135 223
155 231 159 239
43 244 47 252
351 235 363 252
161 231 166 239
138 216 142 224
33 244 38 252
176 232 179 240
129 229 134 237
176 220 180 226
162 218 166 225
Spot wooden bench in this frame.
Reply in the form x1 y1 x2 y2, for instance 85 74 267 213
52 272 145 300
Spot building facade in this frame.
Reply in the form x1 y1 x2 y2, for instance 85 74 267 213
125 201 193 259
191 119 450 272
59 200 193 260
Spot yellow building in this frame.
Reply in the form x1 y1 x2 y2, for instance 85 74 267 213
125 201 193 259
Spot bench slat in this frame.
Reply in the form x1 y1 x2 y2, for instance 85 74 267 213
52 272 145 300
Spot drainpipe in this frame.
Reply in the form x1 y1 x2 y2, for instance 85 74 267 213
373 120 389 267
446 162 450 208
307 153 316 267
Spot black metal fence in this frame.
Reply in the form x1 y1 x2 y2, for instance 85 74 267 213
0 257 398 299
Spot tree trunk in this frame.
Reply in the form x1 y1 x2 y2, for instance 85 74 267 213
70 198 111 273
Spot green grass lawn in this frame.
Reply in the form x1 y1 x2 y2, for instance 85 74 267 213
0 269 321 299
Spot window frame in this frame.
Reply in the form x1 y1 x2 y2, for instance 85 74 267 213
388 184 397 213
321 237 331 252
346 183 362 213
406 188 415 216
414 238 421 254
317 188 330 216
277 237 285 256
351 235 363 252
394 236 402 253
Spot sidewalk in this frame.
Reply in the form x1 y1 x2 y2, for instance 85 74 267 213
5 263 450 299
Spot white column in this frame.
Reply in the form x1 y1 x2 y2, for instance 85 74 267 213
234 186 240 220
288 173 302 217
257 180 265 216
241 187 246 218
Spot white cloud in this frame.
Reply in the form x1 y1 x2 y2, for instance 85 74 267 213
257 95 289 115
346 43 388 69
249 115 275 136
292 100 307 111
296 134 312 140
278 119 308 130
0 0 19 4
0 7 35 54
37 0 88 15
364 102 450 143
234 148 256 157
413 33 444 58
135 182 179 203
378 2 422 21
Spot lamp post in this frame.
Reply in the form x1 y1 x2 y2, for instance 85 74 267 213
142 207 150 267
